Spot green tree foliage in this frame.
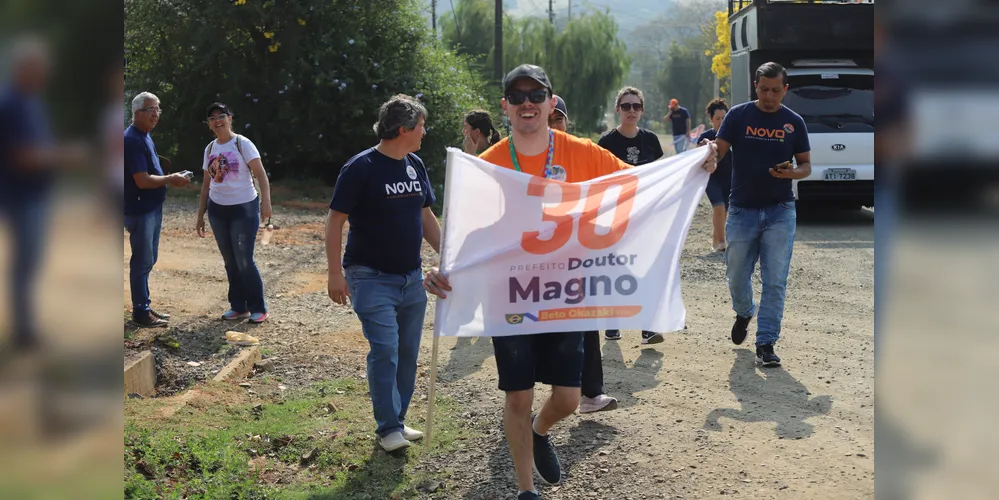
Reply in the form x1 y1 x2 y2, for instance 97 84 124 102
625 0 722 128
440 0 496 73
441 2 629 134
545 12 629 133
503 17 557 74
125 0 487 194
1 0 121 137
657 37 716 130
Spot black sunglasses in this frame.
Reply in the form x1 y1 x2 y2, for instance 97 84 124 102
506 89 550 105
619 102 643 112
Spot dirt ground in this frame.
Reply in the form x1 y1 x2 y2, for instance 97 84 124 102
427 205 875 500
123 193 874 499
123 198 369 396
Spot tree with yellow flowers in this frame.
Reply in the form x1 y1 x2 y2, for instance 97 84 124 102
704 10 731 94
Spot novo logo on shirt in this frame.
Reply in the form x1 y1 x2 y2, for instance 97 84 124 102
385 181 423 195
745 125 787 139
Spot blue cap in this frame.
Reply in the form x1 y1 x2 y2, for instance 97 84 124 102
553 95 568 118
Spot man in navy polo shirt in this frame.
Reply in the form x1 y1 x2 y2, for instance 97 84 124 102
325 94 443 452
124 91 191 328
0 37 88 349
0 38 59 350
711 62 811 367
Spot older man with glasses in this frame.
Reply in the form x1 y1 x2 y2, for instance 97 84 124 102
124 91 191 328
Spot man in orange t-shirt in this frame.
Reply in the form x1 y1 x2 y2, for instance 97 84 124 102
425 64 717 499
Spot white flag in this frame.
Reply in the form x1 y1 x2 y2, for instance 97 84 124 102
434 146 711 337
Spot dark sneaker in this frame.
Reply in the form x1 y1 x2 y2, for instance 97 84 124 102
7 333 41 355
756 344 782 367
640 331 664 345
518 491 541 500
133 313 168 328
604 330 622 340
150 309 171 320
731 315 751 345
531 415 561 485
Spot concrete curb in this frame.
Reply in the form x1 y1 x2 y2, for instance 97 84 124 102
157 346 261 418
213 346 261 382
124 350 156 397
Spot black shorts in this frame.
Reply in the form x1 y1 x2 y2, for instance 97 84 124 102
705 180 730 208
491 332 585 392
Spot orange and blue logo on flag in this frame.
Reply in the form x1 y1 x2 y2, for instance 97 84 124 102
504 307 642 325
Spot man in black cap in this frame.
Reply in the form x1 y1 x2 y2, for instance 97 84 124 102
425 64 718 499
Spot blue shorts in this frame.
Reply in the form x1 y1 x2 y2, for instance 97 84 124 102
705 181 730 208
492 332 585 392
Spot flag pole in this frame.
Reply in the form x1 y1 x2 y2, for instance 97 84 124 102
425 148 458 449
425 303 442 448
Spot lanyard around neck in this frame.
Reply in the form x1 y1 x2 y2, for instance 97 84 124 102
509 128 555 177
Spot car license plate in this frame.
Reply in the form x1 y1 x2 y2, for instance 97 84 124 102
824 168 856 181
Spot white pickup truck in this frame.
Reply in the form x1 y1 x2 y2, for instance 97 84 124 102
785 60 874 208
728 0 875 208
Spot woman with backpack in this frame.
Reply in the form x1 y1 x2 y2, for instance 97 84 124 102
195 102 272 323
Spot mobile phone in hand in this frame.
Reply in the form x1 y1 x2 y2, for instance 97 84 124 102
179 170 194 179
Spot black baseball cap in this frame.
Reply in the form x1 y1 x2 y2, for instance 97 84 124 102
553 95 568 118
206 102 232 118
503 64 552 96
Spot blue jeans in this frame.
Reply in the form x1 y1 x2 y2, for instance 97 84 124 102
1 190 52 342
124 206 162 318
725 201 797 346
673 135 688 153
873 178 895 363
208 198 266 314
345 265 427 437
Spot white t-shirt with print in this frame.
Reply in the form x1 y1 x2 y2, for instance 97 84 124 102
202 135 261 206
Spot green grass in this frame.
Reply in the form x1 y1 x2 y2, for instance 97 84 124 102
124 379 472 499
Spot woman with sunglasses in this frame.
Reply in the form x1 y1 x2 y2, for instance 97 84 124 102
195 102 272 324
597 87 664 168
544 94 619 415
463 110 501 155
597 87 666 345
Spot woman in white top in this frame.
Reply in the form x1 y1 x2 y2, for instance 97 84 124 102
195 102 272 323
